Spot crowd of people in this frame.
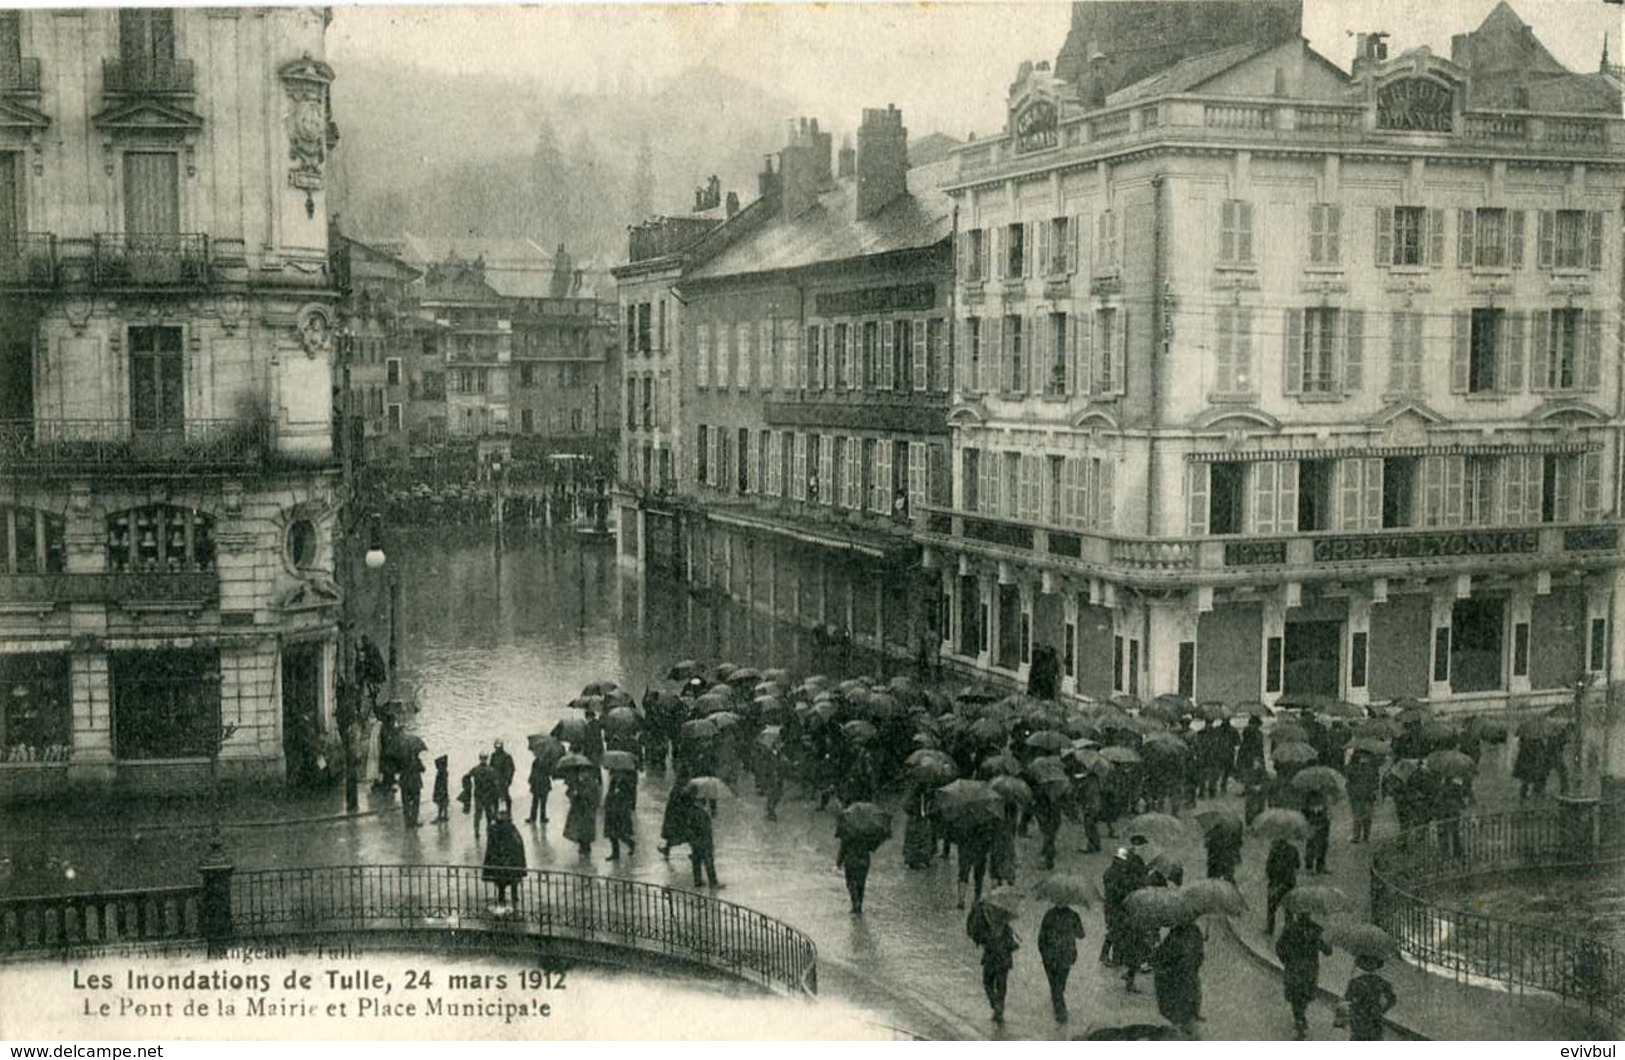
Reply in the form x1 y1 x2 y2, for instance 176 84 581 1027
364 658 1576 1039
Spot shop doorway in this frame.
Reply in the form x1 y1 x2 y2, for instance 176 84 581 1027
281 643 324 786
1283 620 1341 700
1450 597 1505 693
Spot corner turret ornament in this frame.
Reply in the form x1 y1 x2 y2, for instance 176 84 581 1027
279 53 336 193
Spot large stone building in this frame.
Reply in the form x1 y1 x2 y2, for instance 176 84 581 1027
333 234 421 462
617 110 956 657
0 8 343 800
918 2 1625 713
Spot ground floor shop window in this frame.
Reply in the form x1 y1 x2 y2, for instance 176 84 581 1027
1 653 71 763
996 584 1022 670
1450 598 1505 693
111 649 221 760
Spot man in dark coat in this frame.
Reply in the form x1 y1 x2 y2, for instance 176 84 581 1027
687 798 721 888
1347 751 1382 843
1076 770 1104 853
489 739 516 814
1236 716 1266 777
756 741 785 821
563 767 601 859
603 768 637 860
1436 776 1468 857
525 751 552 825
1303 795 1331 875
1038 901 1086 1023
469 754 499 839
1100 842 1148 972
1215 718 1241 793
580 709 606 765
966 900 1019 1024
1276 910 1332 1039
1203 820 1243 882
1152 918 1205 1035
1344 955 1398 1040
955 823 994 909
835 818 877 914
1242 765 1268 826
398 751 424 827
1265 837 1301 936
482 810 526 906
1033 788 1064 871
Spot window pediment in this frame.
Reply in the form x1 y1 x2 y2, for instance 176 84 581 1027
1526 399 1608 424
0 97 50 134
93 98 203 176
1192 406 1280 432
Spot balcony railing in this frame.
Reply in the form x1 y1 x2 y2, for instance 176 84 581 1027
0 234 56 286
918 504 1623 584
0 571 219 608
0 57 41 94
102 57 195 95
0 419 264 475
92 234 211 288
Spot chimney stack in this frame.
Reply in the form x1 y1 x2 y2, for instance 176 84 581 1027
758 154 779 202
837 136 855 179
780 116 829 219
1085 45 1109 108
855 104 908 221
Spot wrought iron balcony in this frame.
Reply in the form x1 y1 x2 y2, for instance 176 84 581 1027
0 419 264 476
102 57 195 96
91 234 211 288
0 570 219 609
0 234 56 286
0 57 41 94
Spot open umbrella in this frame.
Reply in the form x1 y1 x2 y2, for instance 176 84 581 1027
1418 719 1458 746
399 734 428 755
1067 748 1114 777
756 726 784 750
1125 886 1189 927
1271 721 1310 745
1272 741 1319 766
756 700 788 724
686 776 735 801
1357 717 1402 740
581 680 619 697
906 749 958 786
712 663 738 683
839 802 893 844
1026 756 1071 793
911 731 942 750
602 706 641 734
1283 884 1353 918
553 752 595 775
1424 749 1476 778
1109 692 1142 711
1397 705 1430 726
763 668 791 684
1181 878 1246 917
934 779 1003 826
1235 701 1274 718
968 717 1008 745
1024 730 1071 754
1099 745 1142 765
979 752 1024 778
527 734 566 768
1125 812 1184 842
694 695 734 717
708 711 743 730
1194 807 1243 834
990 775 1034 806
1290 766 1347 801
1317 701 1366 720
842 719 879 742
600 750 639 772
1465 716 1509 743
667 660 704 681
1351 737 1392 757
1197 702 1230 722
552 716 589 745
1032 873 1093 908
1518 715 1566 741
1142 732 1191 757
731 667 763 686
680 718 719 741
1386 758 1423 783
1330 923 1399 961
1251 808 1310 842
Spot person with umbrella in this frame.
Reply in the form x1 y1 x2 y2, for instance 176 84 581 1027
991 802 1019 886
1152 911 1205 1036
602 760 638 861
835 804 889 915
1116 837 1156 991
658 781 694 859
1275 910 1332 1039
1037 894 1086 1023
580 707 606 765
467 753 500 839
398 747 425 828
1302 793 1331 876
482 809 526 909
1237 715 1266 776
1032 783 1064 871
1242 764 1268 826
1343 954 1398 1041
1346 748 1382 844
686 790 722 889
1202 815 1243 883
563 763 602 860
965 896 1019 1024
1513 733 1549 799
1215 717 1241 794
1265 835 1301 936
1075 765 1105 853
431 755 450 824
525 744 554 825
755 732 786 822
489 739 516 815
1435 776 1468 857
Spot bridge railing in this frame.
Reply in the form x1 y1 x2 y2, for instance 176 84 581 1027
1369 806 1623 1029
2 864 817 998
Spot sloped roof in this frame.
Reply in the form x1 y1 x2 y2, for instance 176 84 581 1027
688 158 954 281
341 235 421 281
1457 1 1621 114
1106 39 1271 106
398 234 550 268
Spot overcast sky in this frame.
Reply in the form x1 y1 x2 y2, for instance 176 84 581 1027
328 1 1621 139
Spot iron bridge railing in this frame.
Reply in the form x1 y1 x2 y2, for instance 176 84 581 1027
1369 806 1623 1029
2 865 818 998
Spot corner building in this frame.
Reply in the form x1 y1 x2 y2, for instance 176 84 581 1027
0 8 342 800
921 3 1625 713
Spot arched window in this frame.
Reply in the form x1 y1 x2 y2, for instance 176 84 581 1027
106 504 215 573
1 507 66 574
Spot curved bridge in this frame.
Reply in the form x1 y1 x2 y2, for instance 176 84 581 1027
0 864 818 998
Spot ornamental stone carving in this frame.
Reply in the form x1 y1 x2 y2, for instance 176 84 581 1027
279 54 336 193
296 303 334 359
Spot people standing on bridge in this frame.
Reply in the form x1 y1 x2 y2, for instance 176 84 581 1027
525 748 552 826
431 755 450 824
965 898 1019 1024
1343 955 1398 1041
467 754 499 839
1276 910 1332 1039
603 767 637 861
1152 914 1205 1036
398 750 424 828
1264 836 1300 936
489 739 515 815
564 766 601 859
482 809 526 909
1038 900 1085 1023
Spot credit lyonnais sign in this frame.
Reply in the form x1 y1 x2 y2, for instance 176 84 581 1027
1313 529 1538 563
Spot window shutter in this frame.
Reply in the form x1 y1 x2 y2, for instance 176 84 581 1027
876 442 892 513
1080 457 1096 527
1070 216 1081 275
820 438 835 506
1537 211 1554 269
981 453 998 516
1375 206 1393 266
1326 205 1341 264
957 231 970 278
983 317 1001 393
913 318 928 391
1031 314 1047 394
1530 310 1550 392
1407 313 1425 393
1277 460 1299 533
1503 311 1525 391
1186 462 1209 536
1509 211 1526 268
791 435 805 501
1037 221 1050 276
1339 459 1362 530
1553 457 1572 522
1587 212 1605 271
1097 457 1114 530
1422 455 1444 526
1503 454 1526 525
1110 310 1127 395
1283 309 1303 395
1343 309 1365 394
992 226 1004 280
1457 208 1475 268
1091 312 1106 393
1525 454 1543 522
1221 200 1237 261
1237 308 1254 394
881 323 895 390
1308 204 1324 264
1215 307 1234 394
1076 310 1092 396
1450 310 1470 393
1444 455 1465 527
1582 451 1603 521
1387 311 1406 393
909 442 926 514
1362 458 1383 530
1024 222 1035 279
1252 461 1277 534
1584 310 1603 391
957 321 972 391
1239 200 1255 262
1427 208 1446 266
